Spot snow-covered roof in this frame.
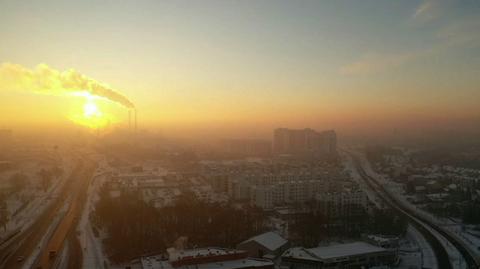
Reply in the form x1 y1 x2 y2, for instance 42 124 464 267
168 247 241 262
140 256 272 269
282 242 387 261
365 235 398 243
308 242 386 260
282 247 318 261
239 231 288 251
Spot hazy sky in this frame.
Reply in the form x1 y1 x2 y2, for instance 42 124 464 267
1 0 479 138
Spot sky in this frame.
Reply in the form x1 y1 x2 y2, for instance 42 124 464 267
0 0 479 139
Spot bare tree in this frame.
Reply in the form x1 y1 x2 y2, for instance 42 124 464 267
38 168 52 192
0 193 9 232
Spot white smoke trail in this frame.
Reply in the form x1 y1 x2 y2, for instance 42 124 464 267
0 63 134 108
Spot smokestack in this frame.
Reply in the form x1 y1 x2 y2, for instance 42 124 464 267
135 109 137 133
128 110 132 132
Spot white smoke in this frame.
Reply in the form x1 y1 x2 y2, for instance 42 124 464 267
0 63 134 108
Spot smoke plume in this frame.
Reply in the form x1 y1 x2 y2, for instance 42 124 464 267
0 63 134 108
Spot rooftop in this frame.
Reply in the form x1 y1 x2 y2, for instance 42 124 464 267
282 242 388 261
139 253 273 269
168 247 243 263
239 232 288 251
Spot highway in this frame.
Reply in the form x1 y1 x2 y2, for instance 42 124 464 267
348 151 480 269
347 152 452 269
33 160 95 269
0 158 95 269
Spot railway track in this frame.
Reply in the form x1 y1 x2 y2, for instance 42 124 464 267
350 152 480 269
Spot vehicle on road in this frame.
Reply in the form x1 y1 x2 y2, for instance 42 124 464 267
49 250 56 259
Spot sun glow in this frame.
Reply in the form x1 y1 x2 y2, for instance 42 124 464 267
68 92 116 129
84 101 101 117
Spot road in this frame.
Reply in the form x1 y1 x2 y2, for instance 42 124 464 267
0 158 95 269
348 151 480 269
33 160 95 269
0 161 83 269
347 151 452 269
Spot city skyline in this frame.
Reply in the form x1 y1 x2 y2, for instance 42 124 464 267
3 2 480 269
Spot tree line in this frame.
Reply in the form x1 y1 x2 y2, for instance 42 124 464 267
92 186 266 262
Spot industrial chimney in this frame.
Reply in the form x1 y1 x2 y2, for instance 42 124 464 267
134 109 137 133
128 110 132 132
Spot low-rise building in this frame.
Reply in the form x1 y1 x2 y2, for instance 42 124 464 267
363 235 400 250
281 242 397 269
132 248 274 269
237 231 289 259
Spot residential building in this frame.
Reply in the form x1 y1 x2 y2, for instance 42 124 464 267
315 190 367 219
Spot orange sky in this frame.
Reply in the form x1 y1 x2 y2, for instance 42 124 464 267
1 1 479 139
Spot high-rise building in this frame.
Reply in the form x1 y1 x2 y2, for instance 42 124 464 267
273 128 336 155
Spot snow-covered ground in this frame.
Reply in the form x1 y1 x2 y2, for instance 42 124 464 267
349 150 474 268
342 152 384 209
57 241 69 269
77 169 109 269
362 160 480 262
405 224 437 269
0 158 73 242
342 151 436 269
22 201 69 269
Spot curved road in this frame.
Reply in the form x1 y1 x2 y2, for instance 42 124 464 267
349 153 452 269
350 151 480 269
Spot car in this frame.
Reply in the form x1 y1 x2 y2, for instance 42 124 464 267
49 250 56 259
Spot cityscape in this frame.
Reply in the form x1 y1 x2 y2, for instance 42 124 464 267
1 1 480 269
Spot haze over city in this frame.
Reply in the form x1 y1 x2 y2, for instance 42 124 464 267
1 0 479 140
1 1 480 269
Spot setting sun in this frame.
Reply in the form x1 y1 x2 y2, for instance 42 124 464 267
84 101 101 118
67 95 116 130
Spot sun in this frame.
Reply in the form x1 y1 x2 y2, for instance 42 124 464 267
84 101 101 117
68 93 116 129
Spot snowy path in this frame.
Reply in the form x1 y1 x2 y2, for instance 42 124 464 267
77 172 108 269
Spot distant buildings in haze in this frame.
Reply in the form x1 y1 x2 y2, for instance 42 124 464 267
217 128 336 158
220 139 272 157
273 128 336 156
